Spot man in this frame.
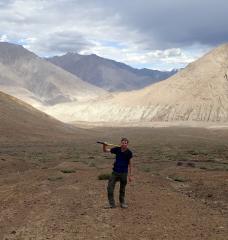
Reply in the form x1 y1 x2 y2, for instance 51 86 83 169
103 138 133 209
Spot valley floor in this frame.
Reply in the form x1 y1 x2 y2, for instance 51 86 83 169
0 127 227 240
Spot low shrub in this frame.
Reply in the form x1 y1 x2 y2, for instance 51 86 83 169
61 169 76 174
98 173 111 180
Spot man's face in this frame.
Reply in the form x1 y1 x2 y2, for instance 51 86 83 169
121 140 128 150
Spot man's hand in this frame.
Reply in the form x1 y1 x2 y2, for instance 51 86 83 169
128 159 132 182
128 175 133 182
103 142 110 152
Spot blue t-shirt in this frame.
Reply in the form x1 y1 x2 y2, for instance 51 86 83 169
111 147 133 173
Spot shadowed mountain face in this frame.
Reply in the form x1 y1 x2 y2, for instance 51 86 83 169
47 53 177 91
44 44 228 123
0 42 109 108
0 91 84 142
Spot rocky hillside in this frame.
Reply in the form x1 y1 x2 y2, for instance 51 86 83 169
0 42 109 108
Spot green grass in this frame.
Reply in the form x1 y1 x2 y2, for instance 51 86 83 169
88 161 96 167
168 175 187 182
198 162 228 171
48 176 63 181
60 169 76 174
139 164 152 172
98 173 111 180
71 159 80 162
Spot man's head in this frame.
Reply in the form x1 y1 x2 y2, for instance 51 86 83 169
120 137 129 150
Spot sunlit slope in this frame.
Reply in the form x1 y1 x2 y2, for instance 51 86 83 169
44 44 228 123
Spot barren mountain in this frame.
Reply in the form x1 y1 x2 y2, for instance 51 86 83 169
44 44 228 123
47 52 177 91
0 42 109 108
0 91 82 142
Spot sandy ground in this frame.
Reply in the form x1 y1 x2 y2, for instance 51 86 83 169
0 127 227 240
73 120 228 129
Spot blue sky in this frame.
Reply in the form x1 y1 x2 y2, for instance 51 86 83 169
0 0 227 70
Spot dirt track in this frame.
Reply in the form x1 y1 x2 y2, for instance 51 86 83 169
0 127 228 239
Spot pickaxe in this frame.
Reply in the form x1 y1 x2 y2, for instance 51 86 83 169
96 141 119 147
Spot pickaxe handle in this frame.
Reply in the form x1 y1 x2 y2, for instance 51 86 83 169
96 141 119 147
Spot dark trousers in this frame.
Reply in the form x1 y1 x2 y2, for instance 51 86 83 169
107 171 128 205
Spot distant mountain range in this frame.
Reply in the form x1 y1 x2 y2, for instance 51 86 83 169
44 44 228 123
4 41 228 125
47 53 178 91
0 42 109 108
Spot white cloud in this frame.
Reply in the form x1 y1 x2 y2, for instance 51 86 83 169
80 42 203 70
0 34 8 42
0 0 223 69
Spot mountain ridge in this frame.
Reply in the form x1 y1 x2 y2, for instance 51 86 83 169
47 52 177 91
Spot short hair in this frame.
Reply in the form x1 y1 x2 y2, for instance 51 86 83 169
121 137 129 143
